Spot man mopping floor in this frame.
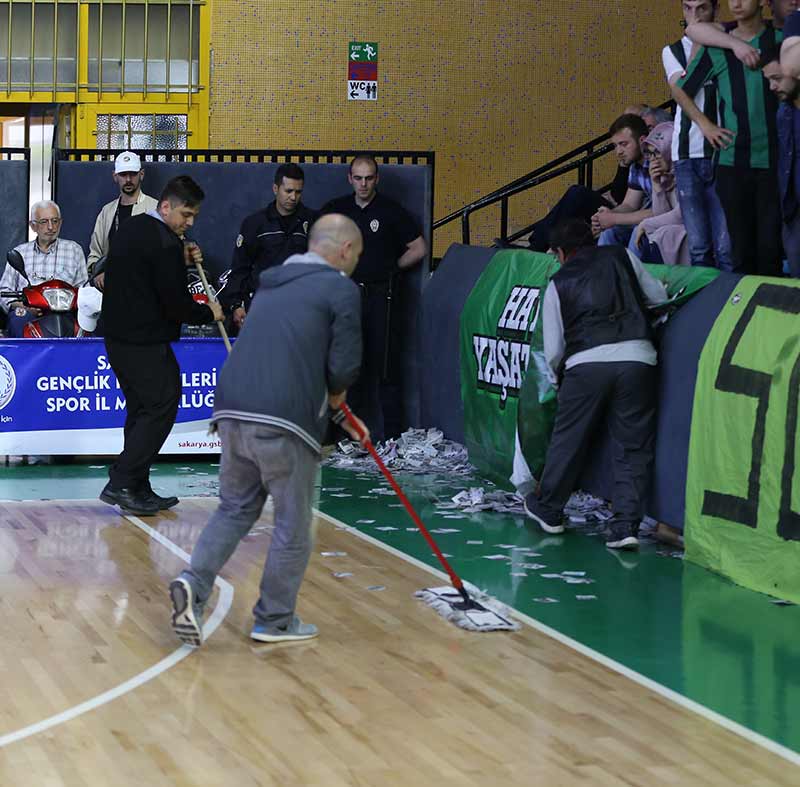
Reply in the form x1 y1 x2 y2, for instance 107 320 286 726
169 214 369 646
523 218 666 550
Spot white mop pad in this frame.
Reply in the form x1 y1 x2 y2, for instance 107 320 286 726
415 584 520 632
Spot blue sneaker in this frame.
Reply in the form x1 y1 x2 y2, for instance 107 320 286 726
250 616 318 643
169 577 204 647
523 493 565 534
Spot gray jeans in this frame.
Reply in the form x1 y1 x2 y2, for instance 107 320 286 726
181 419 318 628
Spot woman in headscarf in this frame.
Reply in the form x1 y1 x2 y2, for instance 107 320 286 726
633 122 689 266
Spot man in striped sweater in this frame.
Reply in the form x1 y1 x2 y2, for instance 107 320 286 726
662 0 733 270
671 0 783 276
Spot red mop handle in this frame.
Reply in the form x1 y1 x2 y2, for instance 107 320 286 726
339 402 466 593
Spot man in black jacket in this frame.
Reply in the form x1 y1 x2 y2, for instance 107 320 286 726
523 219 666 550
100 176 223 516
169 213 368 647
218 162 316 329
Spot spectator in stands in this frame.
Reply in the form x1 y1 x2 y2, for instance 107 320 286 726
87 151 158 288
528 108 653 252
762 43 800 276
771 0 798 28
0 200 87 337
662 0 733 270
591 114 653 248
522 218 666 550
633 122 689 265
642 106 673 130
674 0 783 276
218 163 316 330
781 10 800 75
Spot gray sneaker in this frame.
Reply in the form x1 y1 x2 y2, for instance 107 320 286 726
250 616 318 643
169 577 204 647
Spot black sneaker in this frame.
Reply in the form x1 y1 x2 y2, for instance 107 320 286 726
605 524 639 550
99 483 160 516
523 493 565 534
169 578 204 647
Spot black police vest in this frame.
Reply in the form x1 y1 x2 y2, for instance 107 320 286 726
553 245 652 365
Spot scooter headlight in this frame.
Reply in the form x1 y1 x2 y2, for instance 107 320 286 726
42 288 75 311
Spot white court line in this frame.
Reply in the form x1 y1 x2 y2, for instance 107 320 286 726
314 509 800 769
0 513 234 749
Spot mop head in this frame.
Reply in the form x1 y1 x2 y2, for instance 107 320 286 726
415 583 520 632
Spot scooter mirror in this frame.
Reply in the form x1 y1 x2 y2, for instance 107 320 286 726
5 249 28 281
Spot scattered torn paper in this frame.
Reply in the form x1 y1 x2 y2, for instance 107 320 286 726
325 428 475 475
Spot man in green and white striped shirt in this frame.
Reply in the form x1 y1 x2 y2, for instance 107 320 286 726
672 0 783 276
662 0 733 270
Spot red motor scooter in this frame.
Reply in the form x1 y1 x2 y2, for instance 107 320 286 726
1 249 84 338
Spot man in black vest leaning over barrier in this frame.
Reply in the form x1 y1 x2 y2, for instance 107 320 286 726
100 176 224 516
523 218 667 550
320 155 427 442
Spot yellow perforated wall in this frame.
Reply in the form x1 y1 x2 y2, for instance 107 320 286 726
209 1 682 253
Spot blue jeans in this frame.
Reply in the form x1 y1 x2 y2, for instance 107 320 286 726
598 224 636 249
783 211 800 278
674 158 732 271
182 420 319 628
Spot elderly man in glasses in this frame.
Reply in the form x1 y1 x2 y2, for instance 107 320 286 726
0 200 88 337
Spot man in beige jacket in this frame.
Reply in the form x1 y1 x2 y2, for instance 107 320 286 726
88 151 158 286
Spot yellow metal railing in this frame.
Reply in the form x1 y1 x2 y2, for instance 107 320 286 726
1 0 210 147
1 0 207 99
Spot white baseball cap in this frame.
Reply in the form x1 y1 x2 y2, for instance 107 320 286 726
114 151 142 174
77 286 103 332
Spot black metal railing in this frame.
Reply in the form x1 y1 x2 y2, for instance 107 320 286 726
0 147 30 161
55 148 434 166
52 147 436 259
433 101 672 246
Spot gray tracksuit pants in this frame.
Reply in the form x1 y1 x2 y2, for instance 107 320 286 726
181 419 318 628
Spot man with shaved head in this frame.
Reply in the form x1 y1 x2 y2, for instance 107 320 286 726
170 213 369 647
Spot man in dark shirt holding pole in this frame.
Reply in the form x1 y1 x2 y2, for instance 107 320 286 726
320 155 427 441
100 176 223 516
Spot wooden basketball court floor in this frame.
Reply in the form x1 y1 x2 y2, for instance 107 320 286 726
0 495 798 786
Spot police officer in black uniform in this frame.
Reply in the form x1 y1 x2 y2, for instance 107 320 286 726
219 163 316 329
321 155 427 441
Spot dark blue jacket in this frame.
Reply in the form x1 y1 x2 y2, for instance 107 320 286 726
777 102 798 222
212 252 362 454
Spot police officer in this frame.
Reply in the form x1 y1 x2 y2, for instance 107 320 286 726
321 155 427 441
522 218 666 550
219 163 316 328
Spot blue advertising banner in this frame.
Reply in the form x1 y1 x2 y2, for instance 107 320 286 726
0 338 228 454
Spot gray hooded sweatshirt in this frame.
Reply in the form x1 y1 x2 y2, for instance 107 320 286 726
211 251 362 454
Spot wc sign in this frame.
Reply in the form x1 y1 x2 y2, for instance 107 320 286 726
348 42 378 101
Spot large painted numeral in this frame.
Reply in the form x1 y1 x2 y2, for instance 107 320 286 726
702 284 800 540
779 352 800 540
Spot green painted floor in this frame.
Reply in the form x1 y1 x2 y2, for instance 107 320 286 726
3 458 799 758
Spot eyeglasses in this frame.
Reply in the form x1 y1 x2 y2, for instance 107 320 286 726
31 217 62 227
